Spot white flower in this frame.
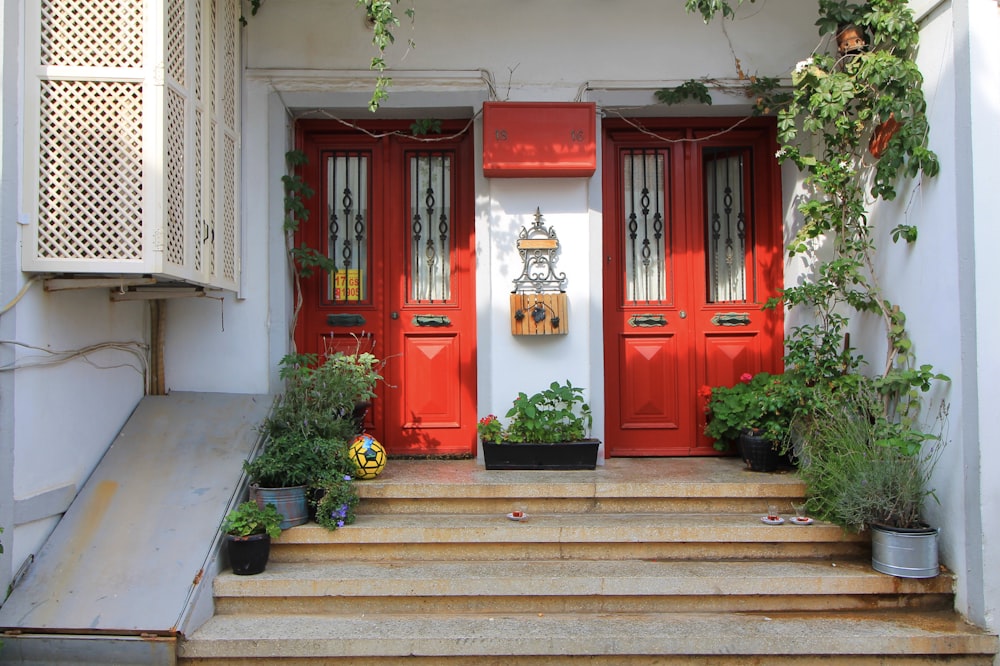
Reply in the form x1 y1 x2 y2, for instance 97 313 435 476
775 149 787 159
794 58 813 74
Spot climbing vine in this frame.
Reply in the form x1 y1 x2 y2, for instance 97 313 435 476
671 0 945 427
243 0 414 112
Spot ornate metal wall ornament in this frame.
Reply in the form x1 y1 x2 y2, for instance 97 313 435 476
512 208 568 295
510 208 568 336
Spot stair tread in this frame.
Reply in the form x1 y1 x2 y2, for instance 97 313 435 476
278 512 863 543
215 559 952 597
180 610 998 658
357 458 805 500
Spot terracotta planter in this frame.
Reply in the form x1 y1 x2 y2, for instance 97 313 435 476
482 440 600 470
836 23 867 55
869 113 902 158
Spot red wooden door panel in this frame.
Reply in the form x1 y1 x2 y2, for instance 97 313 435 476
603 120 783 456
296 121 477 456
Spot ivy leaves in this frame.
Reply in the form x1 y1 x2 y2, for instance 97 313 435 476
243 1 414 112
684 0 756 23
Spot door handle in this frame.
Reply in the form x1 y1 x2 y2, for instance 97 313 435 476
628 314 667 327
327 313 366 327
413 314 451 327
712 312 751 327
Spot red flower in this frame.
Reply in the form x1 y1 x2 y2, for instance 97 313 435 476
740 373 754 383
697 385 712 399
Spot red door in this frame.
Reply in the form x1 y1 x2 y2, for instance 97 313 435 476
296 121 477 456
602 119 784 456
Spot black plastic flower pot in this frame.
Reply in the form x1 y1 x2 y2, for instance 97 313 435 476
738 430 781 473
226 533 271 575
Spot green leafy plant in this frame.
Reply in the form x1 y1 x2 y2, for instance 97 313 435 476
221 501 283 539
476 414 503 444
481 381 593 444
703 371 809 448
685 0 757 22
313 472 361 531
262 349 383 443
655 79 713 106
244 433 346 488
795 382 941 531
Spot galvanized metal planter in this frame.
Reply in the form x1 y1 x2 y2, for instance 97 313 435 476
252 484 309 529
482 440 600 470
870 523 940 578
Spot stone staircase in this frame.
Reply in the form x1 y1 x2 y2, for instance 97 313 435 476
177 458 998 664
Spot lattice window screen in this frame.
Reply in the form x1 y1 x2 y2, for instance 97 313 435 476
24 0 241 291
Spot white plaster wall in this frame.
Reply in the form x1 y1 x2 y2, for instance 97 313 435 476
480 178 599 439
8 287 148 566
245 0 818 93
964 0 1000 634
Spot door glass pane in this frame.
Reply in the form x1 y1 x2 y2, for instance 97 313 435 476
326 152 370 303
622 149 668 304
703 148 750 303
409 153 452 303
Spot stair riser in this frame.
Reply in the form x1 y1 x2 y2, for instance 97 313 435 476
214 593 954 616
358 497 807 515
269 542 869 562
180 657 997 666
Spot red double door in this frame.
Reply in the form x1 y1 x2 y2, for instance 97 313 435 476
601 119 784 456
295 121 477 456
295 118 783 457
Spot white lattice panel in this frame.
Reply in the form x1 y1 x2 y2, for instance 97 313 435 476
36 80 144 261
24 0 241 291
166 0 186 86
40 0 143 68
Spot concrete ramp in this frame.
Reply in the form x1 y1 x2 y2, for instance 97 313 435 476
0 392 273 665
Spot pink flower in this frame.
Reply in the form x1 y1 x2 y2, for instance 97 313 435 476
740 373 754 383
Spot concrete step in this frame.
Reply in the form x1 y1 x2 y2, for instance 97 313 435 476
355 458 806 516
178 459 997 664
177 610 999 664
212 559 954 615
270 513 869 563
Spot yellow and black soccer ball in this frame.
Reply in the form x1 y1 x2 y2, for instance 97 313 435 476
348 434 386 479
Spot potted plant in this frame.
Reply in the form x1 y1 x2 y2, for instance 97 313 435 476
312 470 361 531
244 433 345 529
478 380 598 470
704 371 804 471
794 380 943 578
262 350 383 444
250 348 383 528
221 501 283 575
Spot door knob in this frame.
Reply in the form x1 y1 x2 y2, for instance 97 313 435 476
679 311 687 319
391 312 399 320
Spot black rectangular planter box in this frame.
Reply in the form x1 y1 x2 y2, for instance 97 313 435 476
482 440 600 470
